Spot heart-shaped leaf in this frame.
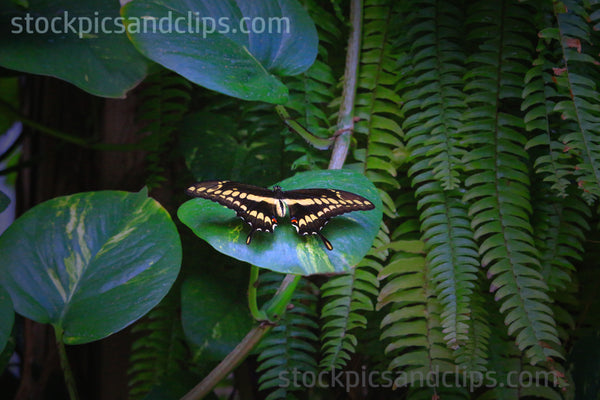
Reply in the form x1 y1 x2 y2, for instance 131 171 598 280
181 274 252 361
178 170 382 275
178 111 283 186
122 0 318 103
0 188 181 344
0 0 150 98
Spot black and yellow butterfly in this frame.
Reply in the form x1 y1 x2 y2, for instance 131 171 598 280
186 180 375 250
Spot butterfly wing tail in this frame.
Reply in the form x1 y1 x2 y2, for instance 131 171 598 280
246 228 256 245
317 232 333 251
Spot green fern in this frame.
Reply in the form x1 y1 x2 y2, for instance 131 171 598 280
127 289 189 399
532 188 590 293
399 0 481 352
378 189 456 393
236 102 287 184
354 0 405 214
137 70 191 190
522 30 575 196
282 0 343 171
476 314 564 400
403 0 467 191
462 0 560 365
453 287 490 373
550 0 600 201
417 181 479 349
179 99 284 186
319 249 381 370
256 272 319 400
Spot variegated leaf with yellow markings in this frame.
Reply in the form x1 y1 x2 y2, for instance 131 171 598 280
0 188 181 344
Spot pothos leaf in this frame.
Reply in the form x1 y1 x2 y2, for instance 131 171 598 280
0 188 182 344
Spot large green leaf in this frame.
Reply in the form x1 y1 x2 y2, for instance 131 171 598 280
178 111 283 186
178 170 382 275
0 285 14 354
122 0 318 103
0 189 181 344
178 112 245 182
141 371 201 400
0 0 150 98
181 274 252 361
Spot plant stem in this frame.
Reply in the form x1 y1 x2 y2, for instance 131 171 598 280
263 274 302 319
274 105 333 150
248 265 268 321
181 274 301 400
328 0 363 170
54 326 80 400
181 323 271 400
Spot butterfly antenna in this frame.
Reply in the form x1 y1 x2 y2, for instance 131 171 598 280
317 232 333 251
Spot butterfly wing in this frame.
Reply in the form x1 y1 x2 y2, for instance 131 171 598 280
282 188 375 250
186 181 280 244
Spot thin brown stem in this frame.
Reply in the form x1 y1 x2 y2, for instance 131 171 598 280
180 274 300 400
328 0 363 170
180 323 271 400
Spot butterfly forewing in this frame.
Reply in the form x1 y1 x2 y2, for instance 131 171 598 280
186 181 280 243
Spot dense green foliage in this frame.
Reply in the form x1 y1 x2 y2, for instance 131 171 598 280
2 0 600 399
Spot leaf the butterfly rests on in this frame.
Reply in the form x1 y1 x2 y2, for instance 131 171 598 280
185 181 375 250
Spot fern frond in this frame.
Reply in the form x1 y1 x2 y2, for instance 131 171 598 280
523 31 575 196
319 248 381 370
128 289 188 400
550 1 600 201
237 102 287 184
180 99 285 186
379 262 457 388
256 272 319 400
354 0 405 213
282 0 342 170
403 0 467 191
137 70 191 189
462 1 560 365
398 0 479 351
378 190 456 392
453 288 490 373
532 188 590 292
531 185 589 370
416 178 479 349
476 314 564 400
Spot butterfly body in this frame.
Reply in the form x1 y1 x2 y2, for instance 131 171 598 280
186 180 375 250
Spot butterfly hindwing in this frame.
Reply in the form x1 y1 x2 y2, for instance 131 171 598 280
282 189 375 249
186 181 279 243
